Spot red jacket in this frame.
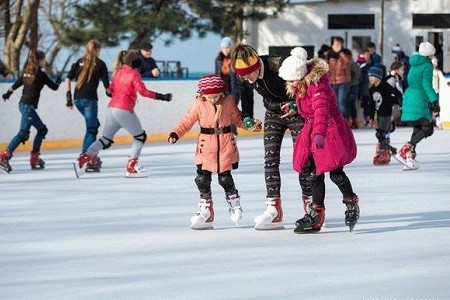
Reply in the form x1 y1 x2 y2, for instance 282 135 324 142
109 65 156 112
291 59 357 175
171 95 246 173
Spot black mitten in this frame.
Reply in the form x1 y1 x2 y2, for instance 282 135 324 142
66 91 73 107
168 132 179 144
431 101 440 113
155 93 172 102
2 90 12 100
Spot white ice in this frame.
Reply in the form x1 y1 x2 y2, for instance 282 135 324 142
1 127 449 299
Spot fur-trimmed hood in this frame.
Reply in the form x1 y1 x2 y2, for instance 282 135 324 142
303 58 329 85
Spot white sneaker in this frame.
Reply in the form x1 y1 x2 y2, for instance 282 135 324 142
227 194 242 226
254 197 284 230
190 199 214 230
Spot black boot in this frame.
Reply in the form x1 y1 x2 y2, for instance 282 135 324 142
343 194 360 231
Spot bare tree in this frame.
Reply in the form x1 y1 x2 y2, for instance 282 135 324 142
3 0 41 76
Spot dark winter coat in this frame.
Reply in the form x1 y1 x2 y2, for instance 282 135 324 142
369 80 402 119
66 57 110 100
11 69 59 109
401 54 438 122
215 53 240 102
239 56 293 118
290 59 357 175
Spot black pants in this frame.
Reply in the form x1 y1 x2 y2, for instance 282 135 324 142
408 119 434 149
263 110 312 198
307 156 354 206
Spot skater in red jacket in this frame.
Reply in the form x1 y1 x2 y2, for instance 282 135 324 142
279 47 359 233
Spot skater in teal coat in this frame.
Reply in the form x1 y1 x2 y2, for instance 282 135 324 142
395 42 439 170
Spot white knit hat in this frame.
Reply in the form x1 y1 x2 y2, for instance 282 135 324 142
418 42 436 57
279 47 308 81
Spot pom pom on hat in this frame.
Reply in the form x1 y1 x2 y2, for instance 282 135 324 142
198 74 228 95
419 42 436 57
279 47 308 81
368 66 383 79
220 37 233 49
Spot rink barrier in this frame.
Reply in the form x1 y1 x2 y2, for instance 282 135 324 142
0 80 266 152
0 130 263 152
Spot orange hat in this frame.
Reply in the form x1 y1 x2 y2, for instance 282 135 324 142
233 54 261 76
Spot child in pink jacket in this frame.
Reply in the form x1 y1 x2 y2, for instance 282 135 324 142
168 74 261 230
279 47 359 233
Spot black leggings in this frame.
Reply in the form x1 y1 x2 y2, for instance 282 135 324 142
408 119 434 149
307 156 354 206
263 110 311 197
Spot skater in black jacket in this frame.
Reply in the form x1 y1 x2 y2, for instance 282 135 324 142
230 43 312 230
0 49 61 173
368 66 402 165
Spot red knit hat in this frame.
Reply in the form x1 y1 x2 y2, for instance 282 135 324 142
198 74 228 95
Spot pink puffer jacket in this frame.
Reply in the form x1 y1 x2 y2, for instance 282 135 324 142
292 59 357 175
108 65 156 112
171 95 246 173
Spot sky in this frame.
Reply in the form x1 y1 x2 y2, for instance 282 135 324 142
1 127 449 299
75 33 223 75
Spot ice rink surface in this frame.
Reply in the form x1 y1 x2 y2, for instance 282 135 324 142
1 127 449 299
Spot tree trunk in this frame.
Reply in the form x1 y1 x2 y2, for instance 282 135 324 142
4 0 41 76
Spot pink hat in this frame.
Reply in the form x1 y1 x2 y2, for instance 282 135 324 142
198 74 228 95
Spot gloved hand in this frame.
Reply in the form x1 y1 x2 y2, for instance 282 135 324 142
313 134 325 150
243 116 256 131
2 90 12 101
55 76 62 84
66 91 73 108
431 101 440 113
280 101 297 118
168 132 179 144
250 119 263 132
155 93 172 102
105 89 112 97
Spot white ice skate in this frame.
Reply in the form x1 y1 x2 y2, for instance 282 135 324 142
190 199 214 230
227 194 242 227
254 197 284 230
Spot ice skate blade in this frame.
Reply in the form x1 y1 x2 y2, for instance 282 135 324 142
73 162 86 178
190 223 214 230
125 171 149 178
254 222 284 231
402 164 419 171
0 166 10 174
393 154 418 170
294 227 321 234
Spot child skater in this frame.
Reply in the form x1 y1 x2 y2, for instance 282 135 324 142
278 47 359 233
368 66 402 165
73 50 172 178
168 74 262 230
1 49 61 173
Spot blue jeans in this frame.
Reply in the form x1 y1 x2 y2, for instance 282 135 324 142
332 83 350 118
8 103 46 153
75 98 99 153
347 85 360 119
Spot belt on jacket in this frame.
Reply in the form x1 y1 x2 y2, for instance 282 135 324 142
200 126 232 134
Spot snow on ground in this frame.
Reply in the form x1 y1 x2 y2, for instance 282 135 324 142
1 127 449 300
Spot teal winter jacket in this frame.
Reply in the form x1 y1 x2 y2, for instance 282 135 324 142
401 54 438 122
